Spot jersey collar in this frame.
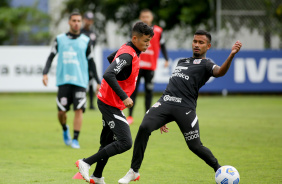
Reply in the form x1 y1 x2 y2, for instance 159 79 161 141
127 41 141 56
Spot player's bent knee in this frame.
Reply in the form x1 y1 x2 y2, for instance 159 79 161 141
138 123 153 135
119 139 132 152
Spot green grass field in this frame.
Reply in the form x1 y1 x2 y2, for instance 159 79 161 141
0 93 282 184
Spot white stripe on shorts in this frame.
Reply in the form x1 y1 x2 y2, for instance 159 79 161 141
191 115 198 128
77 98 87 109
113 114 128 125
56 98 66 111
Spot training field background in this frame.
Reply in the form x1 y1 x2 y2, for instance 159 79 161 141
0 93 281 184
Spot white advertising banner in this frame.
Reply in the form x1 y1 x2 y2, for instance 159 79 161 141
0 46 102 92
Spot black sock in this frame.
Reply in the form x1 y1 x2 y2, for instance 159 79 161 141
62 124 67 131
84 149 109 166
73 130 80 140
93 158 109 178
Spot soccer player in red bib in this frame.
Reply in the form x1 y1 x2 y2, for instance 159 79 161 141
75 22 154 184
127 9 170 125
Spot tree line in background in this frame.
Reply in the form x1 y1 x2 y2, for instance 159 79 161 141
0 0 282 48
0 0 51 45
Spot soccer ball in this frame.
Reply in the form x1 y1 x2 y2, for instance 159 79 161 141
215 165 240 184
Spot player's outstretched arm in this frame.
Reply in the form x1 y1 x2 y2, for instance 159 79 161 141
213 40 242 77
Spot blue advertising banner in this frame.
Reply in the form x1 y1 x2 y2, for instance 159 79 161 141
103 49 282 93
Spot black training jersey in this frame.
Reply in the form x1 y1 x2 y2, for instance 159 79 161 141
159 57 217 110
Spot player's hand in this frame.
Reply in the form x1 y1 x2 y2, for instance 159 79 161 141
160 124 169 134
164 60 169 68
231 40 242 55
123 97 134 108
43 75 48 86
96 84 101 92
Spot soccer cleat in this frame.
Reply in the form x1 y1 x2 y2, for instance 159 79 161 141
63 125 71 146
75 159 94 183
71 139 80 149
126 116 134 125
118 168 140 184
90 175 106 184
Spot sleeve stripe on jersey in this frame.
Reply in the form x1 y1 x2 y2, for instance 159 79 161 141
191 115 198 128
113 114 129 125
56 98 66 111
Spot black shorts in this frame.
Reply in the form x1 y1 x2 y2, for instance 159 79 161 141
143 101 200 143
57 84 87 112
97 99 132 152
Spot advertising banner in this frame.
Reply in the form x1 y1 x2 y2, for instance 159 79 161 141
103 49 282 93
0 47 281 93
0 46 102 92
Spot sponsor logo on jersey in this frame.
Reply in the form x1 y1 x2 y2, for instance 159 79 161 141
171 72 190 80
172 66 190 80
63 59 80 65
163 95 182 103
63 49 80 65
193 59 202 64
114 58 127 73
65 74 77 81
108 121 115 129
174 66 188 73
184 130 199 141
140 60 152 68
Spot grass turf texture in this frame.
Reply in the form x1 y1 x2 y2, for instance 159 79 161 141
0 93 281 184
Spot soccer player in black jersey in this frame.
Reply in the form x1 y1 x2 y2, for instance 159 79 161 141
118 30 242 183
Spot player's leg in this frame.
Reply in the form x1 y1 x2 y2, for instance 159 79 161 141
89 77 95 110
143 70 154 111
76 118 112 183
72 85 87 148
82 99 132 164
89 118 114 183
119 102 173 183
76 100 131 182
174 108 221 172
131 102 173 171
127 69 144 124
56 84 72 146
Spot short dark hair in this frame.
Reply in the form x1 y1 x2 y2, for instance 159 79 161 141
194 30 212 43
69 12 81 20
132 21 154 38
140 8 153 15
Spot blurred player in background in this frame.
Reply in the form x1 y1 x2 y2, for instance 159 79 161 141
127 9 169 125
42 12 100 149
75 22 154 184
118 30 242 183
81 11 101 110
